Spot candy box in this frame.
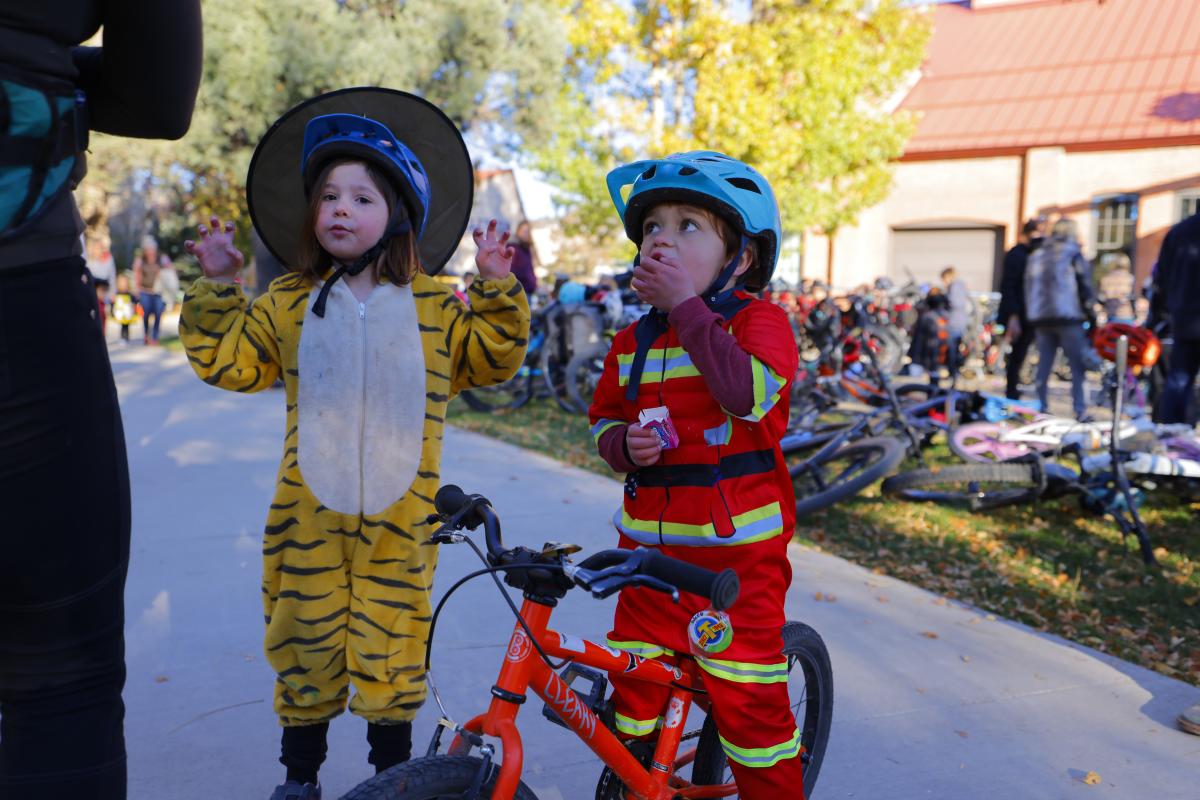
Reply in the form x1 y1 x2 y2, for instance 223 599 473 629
638 405 679 450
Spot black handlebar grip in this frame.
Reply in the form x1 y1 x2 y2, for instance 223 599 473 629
641 550 740 611
434 484 473 518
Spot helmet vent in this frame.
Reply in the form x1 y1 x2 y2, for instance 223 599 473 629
726 177 762 194
641 166 657 180
678 166 698 176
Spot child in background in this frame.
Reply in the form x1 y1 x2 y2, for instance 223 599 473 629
180 89 529 800
588 152 803 798
110 274 137 344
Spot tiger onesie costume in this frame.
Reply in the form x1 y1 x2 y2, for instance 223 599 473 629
180 270 529 726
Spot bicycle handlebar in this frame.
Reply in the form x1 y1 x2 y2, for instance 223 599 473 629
640 549 740 611
433 485 740 609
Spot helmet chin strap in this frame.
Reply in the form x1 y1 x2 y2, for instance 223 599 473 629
311 207 412 318
623 235 753 401
703 235 750 305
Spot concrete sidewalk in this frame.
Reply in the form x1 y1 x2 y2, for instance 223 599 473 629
111 346 1200 799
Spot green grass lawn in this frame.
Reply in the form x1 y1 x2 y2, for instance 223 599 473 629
447 395 1200 686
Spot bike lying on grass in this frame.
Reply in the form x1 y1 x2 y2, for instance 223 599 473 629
340 486 833 800
880 336 1189 565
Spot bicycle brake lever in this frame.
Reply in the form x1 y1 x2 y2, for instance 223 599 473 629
626 574 680 602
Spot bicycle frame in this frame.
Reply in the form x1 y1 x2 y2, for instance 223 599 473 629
449 597 742 800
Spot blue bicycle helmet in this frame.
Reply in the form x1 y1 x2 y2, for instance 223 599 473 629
606 151 782 292
301 113 431 238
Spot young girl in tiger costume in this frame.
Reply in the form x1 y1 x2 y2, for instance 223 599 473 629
179 89 529 800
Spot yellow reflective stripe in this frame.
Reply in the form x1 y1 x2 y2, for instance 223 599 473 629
614 711 661 737
735 358 786 422
616 347 700 386
616 502 784 546
591 418 623 444
719 729 802 767
605 638 674 658
695 656 789 684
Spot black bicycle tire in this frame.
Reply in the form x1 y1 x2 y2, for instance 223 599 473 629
691 621 834 798
880 462 1043 510
791 436 905 517
459 371 533 412
538 343 575 413
338 755 539 800
565 345 605 415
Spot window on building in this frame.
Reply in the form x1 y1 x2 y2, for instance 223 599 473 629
1179 190 1200 221
1092 194 1138 266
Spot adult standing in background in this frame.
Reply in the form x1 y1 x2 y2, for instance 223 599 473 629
509 219 538 297
1148 209 1200 426
1024 218 1096 420
132 235 170 344
998 218 1043 400
0 3 202 798
941 266 972 383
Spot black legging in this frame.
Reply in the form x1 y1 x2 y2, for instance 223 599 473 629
0 257 131 798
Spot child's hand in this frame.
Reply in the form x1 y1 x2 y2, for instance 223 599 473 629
472 219 515 280
626 423 662 467
184 216 244 283
631 251 695 312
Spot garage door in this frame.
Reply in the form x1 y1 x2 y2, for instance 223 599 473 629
889 228 1000 293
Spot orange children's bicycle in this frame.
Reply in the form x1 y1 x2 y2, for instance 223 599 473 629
339 486 833 800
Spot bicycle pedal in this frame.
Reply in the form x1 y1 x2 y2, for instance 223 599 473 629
541 663 608 730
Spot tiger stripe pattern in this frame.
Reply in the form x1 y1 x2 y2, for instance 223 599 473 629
180 272 529 725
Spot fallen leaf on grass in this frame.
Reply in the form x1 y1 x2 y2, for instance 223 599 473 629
921 631 939 639
1082 771 1102 785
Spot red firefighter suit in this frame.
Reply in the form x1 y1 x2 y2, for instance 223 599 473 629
588 292 802 798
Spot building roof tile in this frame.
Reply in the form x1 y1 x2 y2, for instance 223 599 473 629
900 0 1200 158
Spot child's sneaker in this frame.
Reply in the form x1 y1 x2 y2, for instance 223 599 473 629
270 781 321 800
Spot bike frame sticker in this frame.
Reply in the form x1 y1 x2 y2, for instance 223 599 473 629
558 633 587 654
507 629 533 662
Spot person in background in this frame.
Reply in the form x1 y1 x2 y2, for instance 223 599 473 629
132 235 171 344
941 266 972 383
998 218 1044 399
86 235 117 329
1098 252 1135 322
0 2 202 797
110 273 138 345
455 271 476 304
155 255 182 312
509 219 538 296
1148 208 1200 427
1024 218 1096 420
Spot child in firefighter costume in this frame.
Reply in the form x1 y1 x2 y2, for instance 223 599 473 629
179 89 529 800
588 152 803 798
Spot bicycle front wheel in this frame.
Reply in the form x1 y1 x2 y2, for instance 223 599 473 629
339 755 539 800
460 373 533 412
791 436 905 517
691 621 834 799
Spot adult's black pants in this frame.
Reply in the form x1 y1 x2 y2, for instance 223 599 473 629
0 257 130 798
1005 326 1034 400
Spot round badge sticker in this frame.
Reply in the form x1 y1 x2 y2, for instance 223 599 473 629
688 610 733 655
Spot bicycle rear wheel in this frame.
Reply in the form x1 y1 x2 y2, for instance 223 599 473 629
880 461 1044 511
791 436 905 517
339 755 538 800
691 621 833 799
